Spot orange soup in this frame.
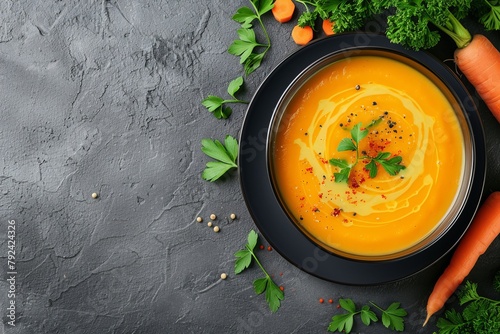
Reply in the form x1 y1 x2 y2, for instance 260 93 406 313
272 56 464 257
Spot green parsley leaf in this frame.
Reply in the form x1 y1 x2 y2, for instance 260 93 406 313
201 136 238 182
365 159 378 179
329 158 350 169
201 95 224 112
379 302 407 331
234 249 252 274
201 95 232 119
337 138 357 152
232 7 257 28
254 0 274 15
328 312 355 334
265 278 284 312
377 155 406 176
351 122 368 145
247 229 258 251
228 28 261 64
224 135 239 162
340 298 357 313
202 161 234 182
201 137 235 165
366 116 384 129
253 277 267 294
243 52 265 75
374 151 392 160
227 76 244 98
329 299 357 333
360 305 378 326
329 158 352 183
334 167 351 183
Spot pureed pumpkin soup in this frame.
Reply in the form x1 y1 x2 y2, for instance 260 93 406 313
270 52 468 259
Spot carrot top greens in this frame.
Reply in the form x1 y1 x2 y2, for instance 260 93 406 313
296 0 500 50
435 273 500 334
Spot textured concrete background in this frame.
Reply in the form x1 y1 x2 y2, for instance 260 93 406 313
0 1 499 333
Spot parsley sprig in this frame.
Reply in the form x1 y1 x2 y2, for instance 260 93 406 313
202 76 248 119
229 0 274 75
329 122 406 183
235 230 284 313
328 298 407 333
436 274 500 334
201 135 238 181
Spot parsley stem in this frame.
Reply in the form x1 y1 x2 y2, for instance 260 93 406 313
247 245 271 279
248 0 271 50
256 17 271 53
295 0 316 13
369 301 383 311
224 99 249 104
473 296 500 306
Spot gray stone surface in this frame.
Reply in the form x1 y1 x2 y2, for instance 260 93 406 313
0 1 499 333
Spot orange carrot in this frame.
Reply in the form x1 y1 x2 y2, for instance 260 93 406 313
322 19 335 36
272 0 295 23
454 34 500 124
291 25 313 46
423 191 500 326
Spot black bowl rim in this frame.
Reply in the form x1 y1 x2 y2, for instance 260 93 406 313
238 32 486 285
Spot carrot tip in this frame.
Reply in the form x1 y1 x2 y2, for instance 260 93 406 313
423 313 431 327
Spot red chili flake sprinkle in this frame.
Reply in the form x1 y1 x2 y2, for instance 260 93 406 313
328 299 334 304
351 179 360 189
279 286 284 291
381 194 387 199
320 158 329 164
337 304 341 309
306 167 313 173
319 298 324 304
280 272 283 276
259 245 264 250
299 196 305 201
343 219 349 224
318 193 323 199
331 208 341 217
312 206 319 212
267 246 273 251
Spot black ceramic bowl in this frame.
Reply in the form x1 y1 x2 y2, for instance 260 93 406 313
239 33 486 285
